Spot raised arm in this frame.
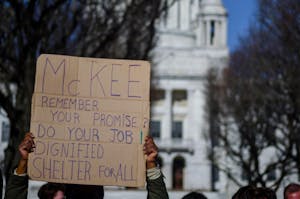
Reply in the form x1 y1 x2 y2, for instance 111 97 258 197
144 136 169 199
16 133 35 174
4 132 35 199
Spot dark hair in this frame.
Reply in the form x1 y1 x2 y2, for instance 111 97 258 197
232 185 276 199
38 183 65 199
182 192 208 199
64 184 104 199
284 183 300 199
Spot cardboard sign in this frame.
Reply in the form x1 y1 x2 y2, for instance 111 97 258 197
28 54 150 187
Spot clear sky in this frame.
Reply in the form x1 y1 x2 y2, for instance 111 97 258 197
222 0 258 52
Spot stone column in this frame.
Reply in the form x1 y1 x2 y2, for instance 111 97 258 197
196 17 202 46
186 90 195 139
215 20 220 46
164 89 172 139
221 17 227 46
206 19 210 46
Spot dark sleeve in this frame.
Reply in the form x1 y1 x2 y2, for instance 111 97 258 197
4 173 29 199
0 169 3 199
146 174 169 199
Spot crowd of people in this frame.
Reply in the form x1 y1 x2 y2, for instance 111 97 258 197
0 133 300 199
231 183 300 199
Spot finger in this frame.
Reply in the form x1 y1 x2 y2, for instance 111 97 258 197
24 132 33 139
144 136 153 144
146 136 153 142
144 139 157 149
19 143 31 152
24 133 35 142
144 145 157 155
23 138 34 147
147 140 157 150
19 138 35 152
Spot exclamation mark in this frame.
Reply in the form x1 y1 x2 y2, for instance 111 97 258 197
140 130 143 144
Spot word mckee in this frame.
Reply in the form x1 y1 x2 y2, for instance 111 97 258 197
36 56 149 99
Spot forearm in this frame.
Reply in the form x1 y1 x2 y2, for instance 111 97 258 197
16 159 28 175
146 160 157 170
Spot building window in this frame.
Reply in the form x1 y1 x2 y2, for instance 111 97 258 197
172 156 185 189
172 90 187 102
150 89 165 102
1 121 10 142
172 121 182 138
150 121 161 138
210 20 215 45
163 1 168 26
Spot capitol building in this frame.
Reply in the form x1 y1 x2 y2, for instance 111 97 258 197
151 0 228 193
0 0 230 198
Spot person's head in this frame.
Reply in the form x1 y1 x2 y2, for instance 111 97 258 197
64 184 104 199
38 183 65 199
182 191 208 199
284 183 300 199
232 185 276 199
